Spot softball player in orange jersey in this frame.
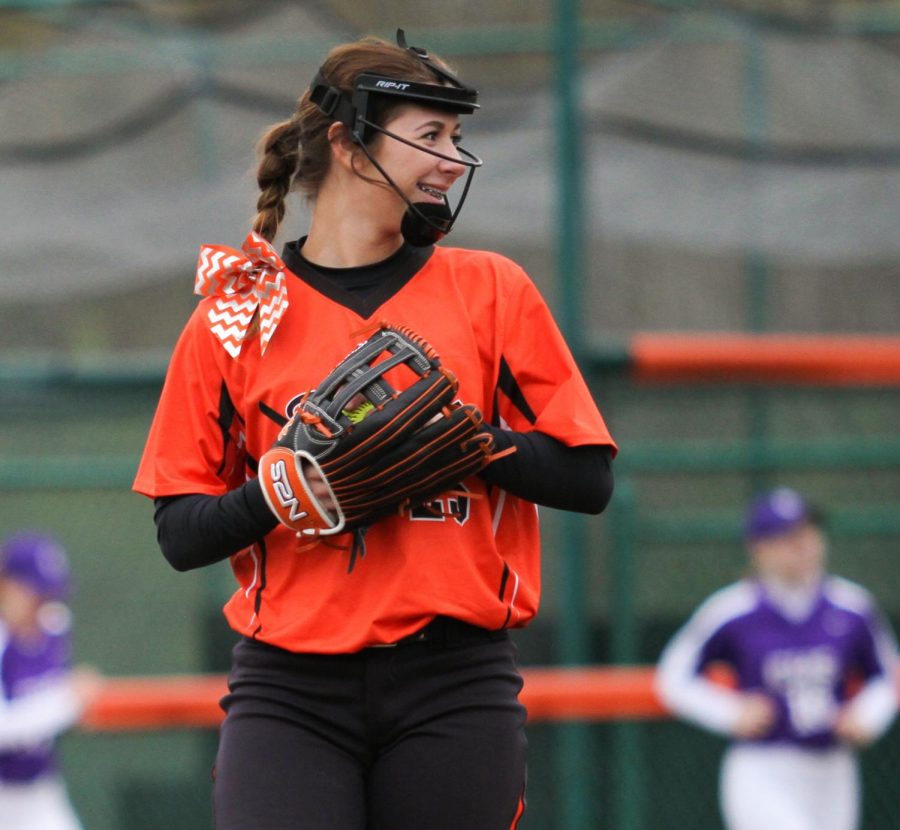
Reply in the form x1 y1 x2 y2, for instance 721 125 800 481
134 30 616 830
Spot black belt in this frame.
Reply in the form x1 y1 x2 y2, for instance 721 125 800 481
376 616 506 649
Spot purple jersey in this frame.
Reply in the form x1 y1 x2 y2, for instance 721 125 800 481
0 613 73 783
659 576 898 749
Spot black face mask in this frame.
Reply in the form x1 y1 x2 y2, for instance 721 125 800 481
400 202 452 247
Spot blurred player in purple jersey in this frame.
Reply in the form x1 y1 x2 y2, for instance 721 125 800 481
0 532 101 830
656 487 898 830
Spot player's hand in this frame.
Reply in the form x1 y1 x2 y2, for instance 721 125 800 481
69 665 104 709
732 692 777 738
303 465 337 513
833 707 874 747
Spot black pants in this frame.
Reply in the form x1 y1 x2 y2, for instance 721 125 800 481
213 619 528 830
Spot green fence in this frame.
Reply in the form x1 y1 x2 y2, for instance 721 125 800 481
2 359 899 830
4 1 900 827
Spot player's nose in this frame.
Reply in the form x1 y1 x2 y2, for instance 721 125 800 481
436 147 466 179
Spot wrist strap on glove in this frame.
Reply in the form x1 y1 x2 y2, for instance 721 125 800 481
258 447 345 536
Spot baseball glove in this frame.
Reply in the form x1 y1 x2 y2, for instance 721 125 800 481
258 323 499 540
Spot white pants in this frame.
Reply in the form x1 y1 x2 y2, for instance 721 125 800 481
0 777 83 830
721 744 859 830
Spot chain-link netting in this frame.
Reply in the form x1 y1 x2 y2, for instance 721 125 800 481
3 1 900 345
3 1 900 827
1 376 898 829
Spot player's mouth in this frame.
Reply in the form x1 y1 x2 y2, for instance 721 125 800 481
417 183 447 204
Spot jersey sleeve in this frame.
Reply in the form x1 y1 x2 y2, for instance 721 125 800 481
656 627 744 735
853 602 899 681
133 305 247 499
495 265 616 454
0 629 82 751
0 678 84 751
842 601 899 740
654 584 756 736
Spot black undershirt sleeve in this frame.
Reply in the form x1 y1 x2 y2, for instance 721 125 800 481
153 479 278 572
153 429 614 572
479 426 614 514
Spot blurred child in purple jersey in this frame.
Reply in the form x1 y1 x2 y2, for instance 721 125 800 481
0 532 100 830
656 487 898 830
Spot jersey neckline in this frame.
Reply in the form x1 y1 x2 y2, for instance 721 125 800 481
281 237 435 318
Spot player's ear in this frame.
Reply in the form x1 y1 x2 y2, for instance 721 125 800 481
327 122 358 170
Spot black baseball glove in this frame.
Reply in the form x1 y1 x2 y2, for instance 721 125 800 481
259 323 500 539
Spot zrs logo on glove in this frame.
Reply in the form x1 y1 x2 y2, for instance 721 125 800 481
269 459 308 524
259 446 341 536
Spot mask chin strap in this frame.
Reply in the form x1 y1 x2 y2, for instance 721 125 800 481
401 202 452 247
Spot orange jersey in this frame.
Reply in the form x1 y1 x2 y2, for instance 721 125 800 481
134 245 616 653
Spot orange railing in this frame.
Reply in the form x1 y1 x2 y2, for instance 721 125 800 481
83 662 900 731
79 666 667 732
630 333 900 385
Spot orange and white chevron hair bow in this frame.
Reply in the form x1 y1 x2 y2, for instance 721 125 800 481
194 232 289 358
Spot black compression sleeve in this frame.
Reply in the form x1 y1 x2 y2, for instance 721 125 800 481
154 430 613 571
479 426 614 514
153 478 279 572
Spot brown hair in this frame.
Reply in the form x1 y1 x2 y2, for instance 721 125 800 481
251 35 457 242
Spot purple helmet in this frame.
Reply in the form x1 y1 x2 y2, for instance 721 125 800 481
0 532 71 599
743 487 822 542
